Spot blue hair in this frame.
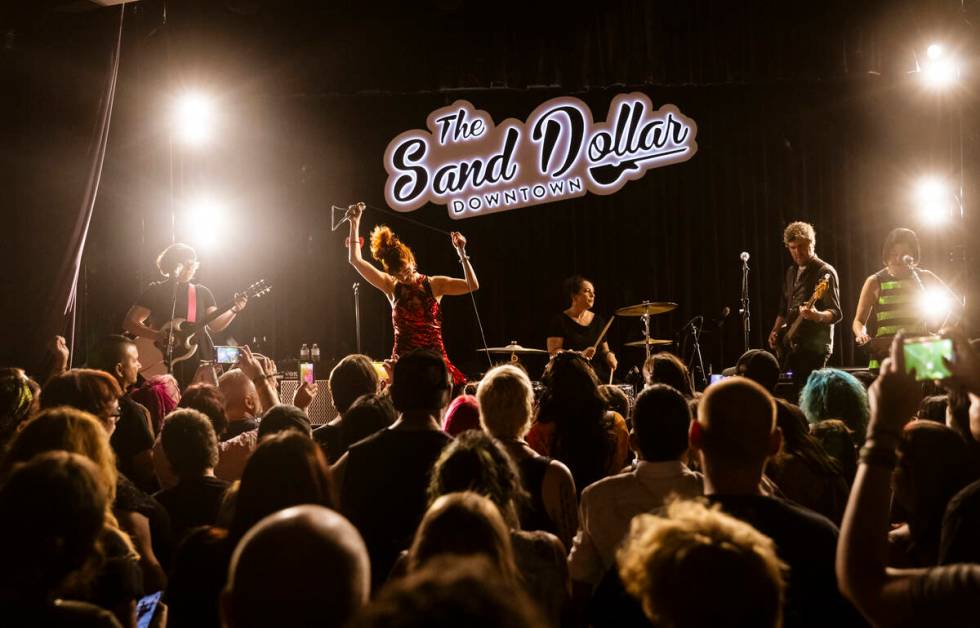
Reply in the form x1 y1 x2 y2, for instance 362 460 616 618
799 369 870 443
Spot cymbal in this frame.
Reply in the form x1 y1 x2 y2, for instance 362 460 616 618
477 343 549 355
624 338 673 348
615 301 678 317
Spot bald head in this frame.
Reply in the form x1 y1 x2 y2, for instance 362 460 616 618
696 377 778 469
219 369 259 421
224 505 370 628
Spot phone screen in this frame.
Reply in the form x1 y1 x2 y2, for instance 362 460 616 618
215 346 241 364
709 373 724 385
903 337 953 381
299 362 315 385
136 591 162 628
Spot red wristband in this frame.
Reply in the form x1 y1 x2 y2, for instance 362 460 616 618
345 237 365 248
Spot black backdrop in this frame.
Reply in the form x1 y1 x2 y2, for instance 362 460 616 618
1 0 977 379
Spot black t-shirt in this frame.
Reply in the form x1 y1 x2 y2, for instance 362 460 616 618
154 475 230 547
135 279 217 363
341 428 453 590
115 474 173 571
548 311 612 380
109 396 155 490
707 494 866 628
313 422 345 464
777 257 842 356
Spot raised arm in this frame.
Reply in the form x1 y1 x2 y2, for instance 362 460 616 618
346 203 395 296
430 231 479 297
852 275 878 345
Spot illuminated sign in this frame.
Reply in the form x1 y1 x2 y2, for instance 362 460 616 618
383 92 698 219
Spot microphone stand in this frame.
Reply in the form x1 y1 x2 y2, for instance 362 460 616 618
684 316 706 390
353 282 361 354
740 258 751 352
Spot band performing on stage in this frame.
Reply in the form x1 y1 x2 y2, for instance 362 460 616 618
122 210 959 402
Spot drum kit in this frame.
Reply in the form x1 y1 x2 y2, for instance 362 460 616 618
477 300 679 370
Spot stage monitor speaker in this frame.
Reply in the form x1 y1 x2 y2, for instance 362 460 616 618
279 378 337 426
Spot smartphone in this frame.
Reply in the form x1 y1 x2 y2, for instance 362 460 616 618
136 591 162 628
215 345 241 365
902 336 953 381
299 361 315 385
709 373 725 385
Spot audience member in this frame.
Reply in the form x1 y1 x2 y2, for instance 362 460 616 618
617 499 788 628
222 505 369 628
733 348 781 392
427 431 569 625
335 393 397 462
130 373 180 435
88 335 158 492
642 352 695 398
477 364 577 547
527 352 629 493
442 394 480 436
408 492 518 582
767 399 850 523
570 384 703 589
336 349 454 591
218 369 262 440
810 419 858 484
0 367 38 452
837 333 980 624
916 394 948 423
154 408 230 545
599 384 631 423
179 383 230 437
1 408 147 622
692 377 863 627
313 354 379 461
167 430 335 628
350 556 546 628
800 368 870 443
0 451 122 627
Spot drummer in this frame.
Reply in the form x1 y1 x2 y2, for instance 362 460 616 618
546 275 618 381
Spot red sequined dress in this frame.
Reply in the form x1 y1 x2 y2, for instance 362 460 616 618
391 275 466 385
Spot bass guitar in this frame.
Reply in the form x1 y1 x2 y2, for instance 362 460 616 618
136 279 271 374
775 274 830 367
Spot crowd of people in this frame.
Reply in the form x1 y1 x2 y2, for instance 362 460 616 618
3 328 980 628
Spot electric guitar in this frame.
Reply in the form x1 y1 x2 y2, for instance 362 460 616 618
775 274 830 366
136 279 271 374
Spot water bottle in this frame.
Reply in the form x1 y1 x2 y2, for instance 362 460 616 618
311 343 321 363
300 343 310 361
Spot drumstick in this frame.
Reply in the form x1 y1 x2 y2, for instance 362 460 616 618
590 315 616 353
608 368 615 385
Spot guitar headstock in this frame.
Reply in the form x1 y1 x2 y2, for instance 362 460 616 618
813 274 830 300
245 279 272 299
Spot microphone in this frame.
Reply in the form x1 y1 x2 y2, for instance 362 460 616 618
740 251 750 263
173 263 185 278
901 254 915 267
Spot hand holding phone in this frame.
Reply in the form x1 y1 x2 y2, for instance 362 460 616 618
215 346 241 365
902 336 953 381
299 362 315 385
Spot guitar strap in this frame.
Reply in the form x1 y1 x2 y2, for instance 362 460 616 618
186 284 197 323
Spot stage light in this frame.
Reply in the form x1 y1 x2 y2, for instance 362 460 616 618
183 196 229 248
914 176 951 225
918 287 953 322
919 44 959 90
173 91 215 146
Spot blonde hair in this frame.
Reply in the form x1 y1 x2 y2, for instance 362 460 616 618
369 225 415 275
477 365 534 440
618 499 787 628
782 221 815 247
2 407 135 555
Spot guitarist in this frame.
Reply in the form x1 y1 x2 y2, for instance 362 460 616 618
767 221 842 392
123 243 248 387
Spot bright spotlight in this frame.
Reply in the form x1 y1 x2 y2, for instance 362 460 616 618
919 287 953 322
183 196 229 248
173 91 215 146
915 176 951 225
919 44 959 89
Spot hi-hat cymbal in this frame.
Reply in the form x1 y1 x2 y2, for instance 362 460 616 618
624 338 673 348
615 301 678 317
478 343 549 355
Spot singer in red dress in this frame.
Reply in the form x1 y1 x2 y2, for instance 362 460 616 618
345 202 477 385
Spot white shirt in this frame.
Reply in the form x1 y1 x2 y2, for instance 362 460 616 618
568 460 703 585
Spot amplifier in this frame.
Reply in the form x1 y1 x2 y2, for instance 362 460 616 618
279 378 338 426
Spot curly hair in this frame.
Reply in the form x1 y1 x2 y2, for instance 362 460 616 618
783 221 816 246
370 225 415 275
618 500 787 628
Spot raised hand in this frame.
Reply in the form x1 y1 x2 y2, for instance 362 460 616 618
236 345 265 380
346 202 364 222
450 231 467 250
293 381 319 410
868 333 921 436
